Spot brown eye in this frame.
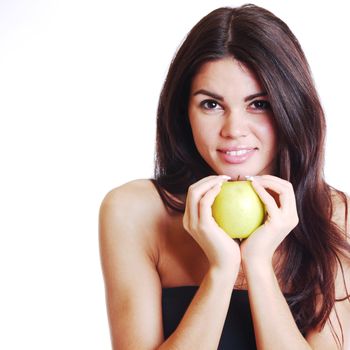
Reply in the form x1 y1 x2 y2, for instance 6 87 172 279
200 100 221 110
251 100 271 110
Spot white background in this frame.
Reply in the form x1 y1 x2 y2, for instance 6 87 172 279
0 0 349 349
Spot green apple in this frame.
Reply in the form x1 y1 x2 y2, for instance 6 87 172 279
212 180 265 239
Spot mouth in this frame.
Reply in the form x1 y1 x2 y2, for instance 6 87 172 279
224 149 255 156
218 147 257 164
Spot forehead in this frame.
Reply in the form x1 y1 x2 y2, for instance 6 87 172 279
191 57 263 94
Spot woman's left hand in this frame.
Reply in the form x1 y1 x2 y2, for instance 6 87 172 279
240 175 299 265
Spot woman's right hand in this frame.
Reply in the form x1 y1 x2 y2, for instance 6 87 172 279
183 175 241 273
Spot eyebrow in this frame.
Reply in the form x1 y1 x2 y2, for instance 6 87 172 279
192 89 268 102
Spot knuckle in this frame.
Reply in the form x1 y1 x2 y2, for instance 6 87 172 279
287 182 294 190
187 184 195 193
188 187 200 199
293 215 299 226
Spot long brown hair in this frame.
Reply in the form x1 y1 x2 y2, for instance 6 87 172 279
152 4 350 345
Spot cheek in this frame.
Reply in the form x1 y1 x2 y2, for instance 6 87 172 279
192 127 209 151
190 119 216 153
189 111 207 143
189 117 202 148
255 119 277 149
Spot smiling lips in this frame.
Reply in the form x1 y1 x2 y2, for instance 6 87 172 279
218 147 257 164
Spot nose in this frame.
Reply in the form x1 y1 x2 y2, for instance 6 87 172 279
220 109 249 139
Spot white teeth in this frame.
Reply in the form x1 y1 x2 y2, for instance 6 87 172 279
225 149 252 156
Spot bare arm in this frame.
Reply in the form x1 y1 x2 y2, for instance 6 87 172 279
241 177 350 349
239 176 311 349
160 268 237 350
99 178 241 350
99 182 164 349
245 259 349 349
243 261 312 349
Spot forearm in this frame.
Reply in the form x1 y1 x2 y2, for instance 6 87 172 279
243 260 312 350
158 267 237 350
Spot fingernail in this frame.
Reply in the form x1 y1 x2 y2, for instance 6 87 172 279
245 175 254 181
221 175 231 180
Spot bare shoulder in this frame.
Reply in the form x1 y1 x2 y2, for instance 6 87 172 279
99 179 167 349
99 178 169 272
100 179 167 234
100 178 164 215
102 178 158 199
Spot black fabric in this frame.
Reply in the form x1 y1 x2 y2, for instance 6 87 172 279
162 286 257 349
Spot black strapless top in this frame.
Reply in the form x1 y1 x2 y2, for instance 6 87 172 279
162 286 257 349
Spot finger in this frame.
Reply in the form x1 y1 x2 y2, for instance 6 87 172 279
252 176 295 210
257 174 290 186
185 175 230 230
187 175 231 193
185 175 231 210
249 178 280 217
199 182 224 224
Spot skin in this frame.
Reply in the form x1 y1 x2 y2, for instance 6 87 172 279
99 57 350 349
187 57 300 279
188 57 277 180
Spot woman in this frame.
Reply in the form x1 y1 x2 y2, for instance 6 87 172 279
99 4 350 349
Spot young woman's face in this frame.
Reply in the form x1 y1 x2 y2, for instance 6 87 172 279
188 57 277 179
